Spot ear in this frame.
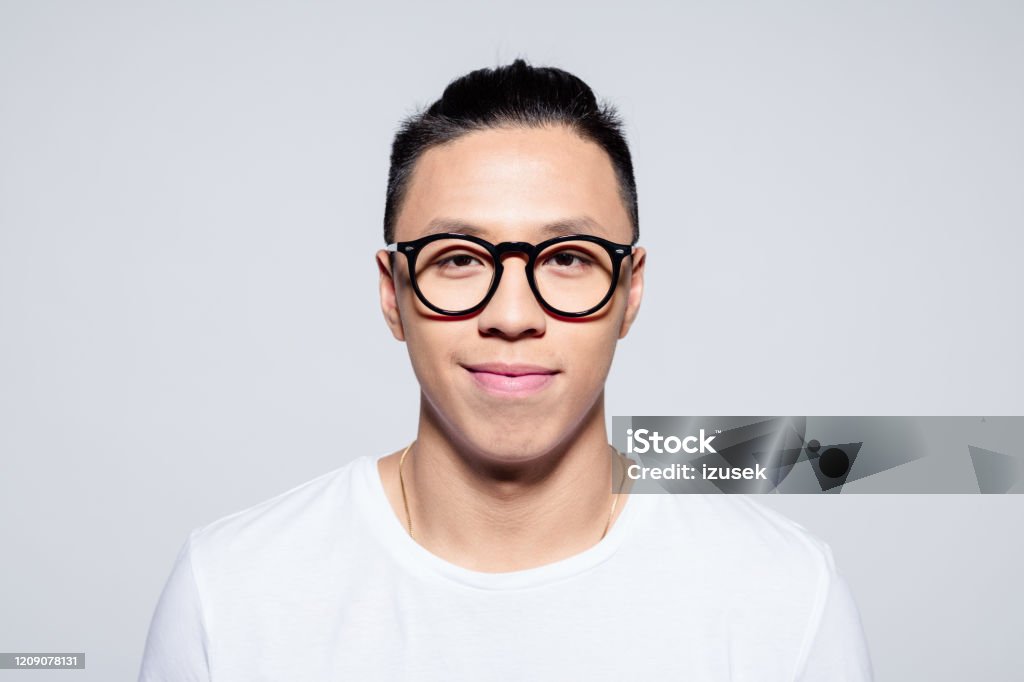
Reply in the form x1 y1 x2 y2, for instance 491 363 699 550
377 250 406 342
618 246 646 339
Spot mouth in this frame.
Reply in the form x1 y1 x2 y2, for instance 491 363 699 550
461 362 560 398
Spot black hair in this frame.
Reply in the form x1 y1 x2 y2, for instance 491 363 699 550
383 58 638 245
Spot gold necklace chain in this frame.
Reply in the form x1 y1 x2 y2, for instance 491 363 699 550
397 442 628 541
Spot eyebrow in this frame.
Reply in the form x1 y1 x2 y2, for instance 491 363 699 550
420 216 608 240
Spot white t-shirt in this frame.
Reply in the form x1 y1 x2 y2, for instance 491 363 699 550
139 453 873 681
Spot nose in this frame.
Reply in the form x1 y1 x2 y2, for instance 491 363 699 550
476 253 547 339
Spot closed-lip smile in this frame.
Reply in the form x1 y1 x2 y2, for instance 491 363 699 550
461 362 560 397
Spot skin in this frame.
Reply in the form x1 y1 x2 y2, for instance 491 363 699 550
375 124 647 572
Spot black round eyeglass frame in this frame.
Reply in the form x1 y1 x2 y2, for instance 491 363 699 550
386 232 636 318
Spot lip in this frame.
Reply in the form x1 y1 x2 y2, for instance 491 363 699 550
461 362 560 398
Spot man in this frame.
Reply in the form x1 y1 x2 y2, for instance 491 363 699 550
139 59 873 680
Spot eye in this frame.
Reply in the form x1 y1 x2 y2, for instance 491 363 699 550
542 250 594 269
435 253 485 269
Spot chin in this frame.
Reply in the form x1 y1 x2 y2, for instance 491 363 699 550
459 423 562 460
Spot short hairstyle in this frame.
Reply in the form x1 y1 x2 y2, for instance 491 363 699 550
383 58 639 245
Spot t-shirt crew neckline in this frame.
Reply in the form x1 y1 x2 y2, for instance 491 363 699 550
360 451 647 591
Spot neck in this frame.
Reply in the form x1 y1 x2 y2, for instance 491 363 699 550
380 393 631 573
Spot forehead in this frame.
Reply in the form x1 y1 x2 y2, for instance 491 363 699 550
393 125 632 244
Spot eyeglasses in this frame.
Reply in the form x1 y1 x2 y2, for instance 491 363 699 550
386 232 635 318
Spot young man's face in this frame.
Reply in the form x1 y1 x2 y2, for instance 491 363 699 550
377 125 646 463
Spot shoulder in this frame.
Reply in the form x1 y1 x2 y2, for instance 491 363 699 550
646 493 836 578
638 493 837 630
186 455 372 580
717 494 835 570
639 494 843 676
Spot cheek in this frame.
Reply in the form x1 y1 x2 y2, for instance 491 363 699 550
554 326 619 385
402 318 466 385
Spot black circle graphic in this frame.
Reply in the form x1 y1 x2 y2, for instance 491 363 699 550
819 448 850 479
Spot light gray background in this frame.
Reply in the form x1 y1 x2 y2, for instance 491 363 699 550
1 1 1021 680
